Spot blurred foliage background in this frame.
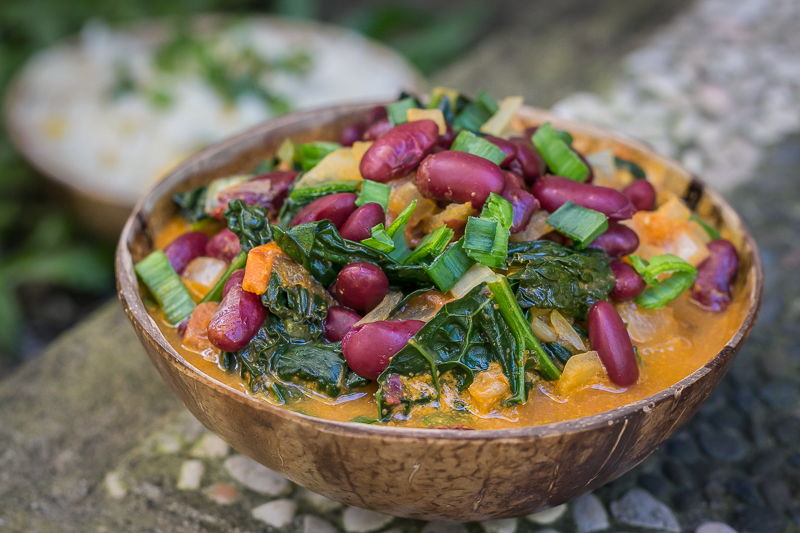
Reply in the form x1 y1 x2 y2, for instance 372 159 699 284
0 0 497 373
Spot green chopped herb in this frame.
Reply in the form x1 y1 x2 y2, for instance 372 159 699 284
450 130 506 165
387 97 419 125
532 122 590 182
690 214 721 240
403 226 454 266
356 180 392 211
290 181 360 203
630 254 698 309
424 238 475 292
362 200 417 258
463 193 514 268
295 142 340 171
546 201 608 249
476 90 498 114
614 156 647 180
554 129 573 145
135 250 195 325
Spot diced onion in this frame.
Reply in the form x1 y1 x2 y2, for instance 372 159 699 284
585 150 615 178
555 351 603 397
449 264 495 299
551 310 586 352
529 314 558 343
479 96 524 137
354 291 403 326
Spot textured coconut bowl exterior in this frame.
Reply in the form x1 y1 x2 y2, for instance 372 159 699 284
116 103 762 521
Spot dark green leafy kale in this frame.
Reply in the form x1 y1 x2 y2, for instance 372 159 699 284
507 240 614 320
271 342 348 397
260 268 330 341
272 220 430 288
375 284 524 417
225 199 273 252
173 186 208 223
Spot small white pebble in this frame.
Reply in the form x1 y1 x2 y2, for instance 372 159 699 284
480 518 517 533
224 455 291 495
303 514 338 533
190 433 230 458
696 522 739 533
251 499 298 528
341 506 394 533
421 521 469 533
298 488 344 512
104 471 126 500
526 504 567 525
177 460 204 491
153 432 181 454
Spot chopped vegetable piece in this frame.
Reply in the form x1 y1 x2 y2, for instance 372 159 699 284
203 175 250 216
360 225 395 253
276 138 295 167
200 251 247 303
183 302 220 357
450 130 506 165
290 181 360 203
476 90 499 114
449 263 493 298
387 97 419 125
428 86 460 109
554 129 573 145
690 214 721 240
403 226 454 266
296 142 341 171
480 96 524 137
135 250 196 324
614 156 647 180
630 254 698 309
362 200 416 257
407 108 447 135
463 193 514 268
242 242 288 295
356 180 392 211
546 201 609 249
452 93 496 132
424 238 475 292
532 122 590 182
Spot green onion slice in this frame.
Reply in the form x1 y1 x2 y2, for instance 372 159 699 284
531 122 590 182
295 142 340 172
476 90 499 114
361 200 417 257
356 180 392 211
450 131 506 165
546 201 608 249
690 214 721 240
290 180 360 202
629 254 698 309
387 97 419 125
614 156 647 180
424 238 475 292
135 250 196 325
403 226 454 266
463 193 514 268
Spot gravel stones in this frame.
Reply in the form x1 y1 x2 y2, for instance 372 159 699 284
572 493 609 533
303 514 338 533
697 426 747 461
341 507 394 533
696 522 739 533
526 503 568 525
190 432 230 458
176 460 204 490
251 498 298 528
223 454 291 495
610 488 681 532
421 521 469 533
735 506 788 533
480 518 517 533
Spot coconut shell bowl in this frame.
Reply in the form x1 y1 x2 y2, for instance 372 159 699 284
116 103 762 521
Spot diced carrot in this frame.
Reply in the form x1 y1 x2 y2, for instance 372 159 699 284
242 242 287 295
183 302 220 360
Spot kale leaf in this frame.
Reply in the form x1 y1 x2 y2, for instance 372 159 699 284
225 199 273 252
173 186 208 223
270 342 348 397
272 220 430 287
260 260 332 341
507 240 614 320
375 283 523 418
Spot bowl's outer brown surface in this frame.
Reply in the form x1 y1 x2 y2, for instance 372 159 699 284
116 103 762 521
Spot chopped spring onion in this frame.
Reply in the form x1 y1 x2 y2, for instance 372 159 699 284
290 180 360 202
554 129 573 145
361 225 394 253
450 130 506 165
200 251 247 303
356 180 392 211
479 96 524 137
452 91 497 132
135 250 196 325
630 254 698 309
449 263 493 299
546 201 608 250
614 156 647 180
690 213 721 240
403 225 454 266
424 238 476 292
476 90 499 114
361 200 417 259
531 122 590 182
296 142 340 172
485 274 561 383
464 193 514 268
387 97 419 125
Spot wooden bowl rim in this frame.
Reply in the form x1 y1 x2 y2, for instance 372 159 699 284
3 14 426 209
116 102 763 442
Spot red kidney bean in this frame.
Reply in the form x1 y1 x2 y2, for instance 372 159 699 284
222 269 245 299
212 171 297 218
588 221 640 258
359 120 440 182
485 136 518 167
339 121 367 147
339 202 385 242
206 228 242 263
508 137 546 183
505 170 525 189
362 118 393 141
532 176 636 221
365 105 388 124
587 301 639 387
416 151 506 209
502 173 539 234
289 192 357 228
333 263 390 314
436 122 455 150
342 320 425 379
164 232 209 274
208 275 267 352
623 180 656 211
691 239 739 311
323 306 362 342
609 260 646 301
